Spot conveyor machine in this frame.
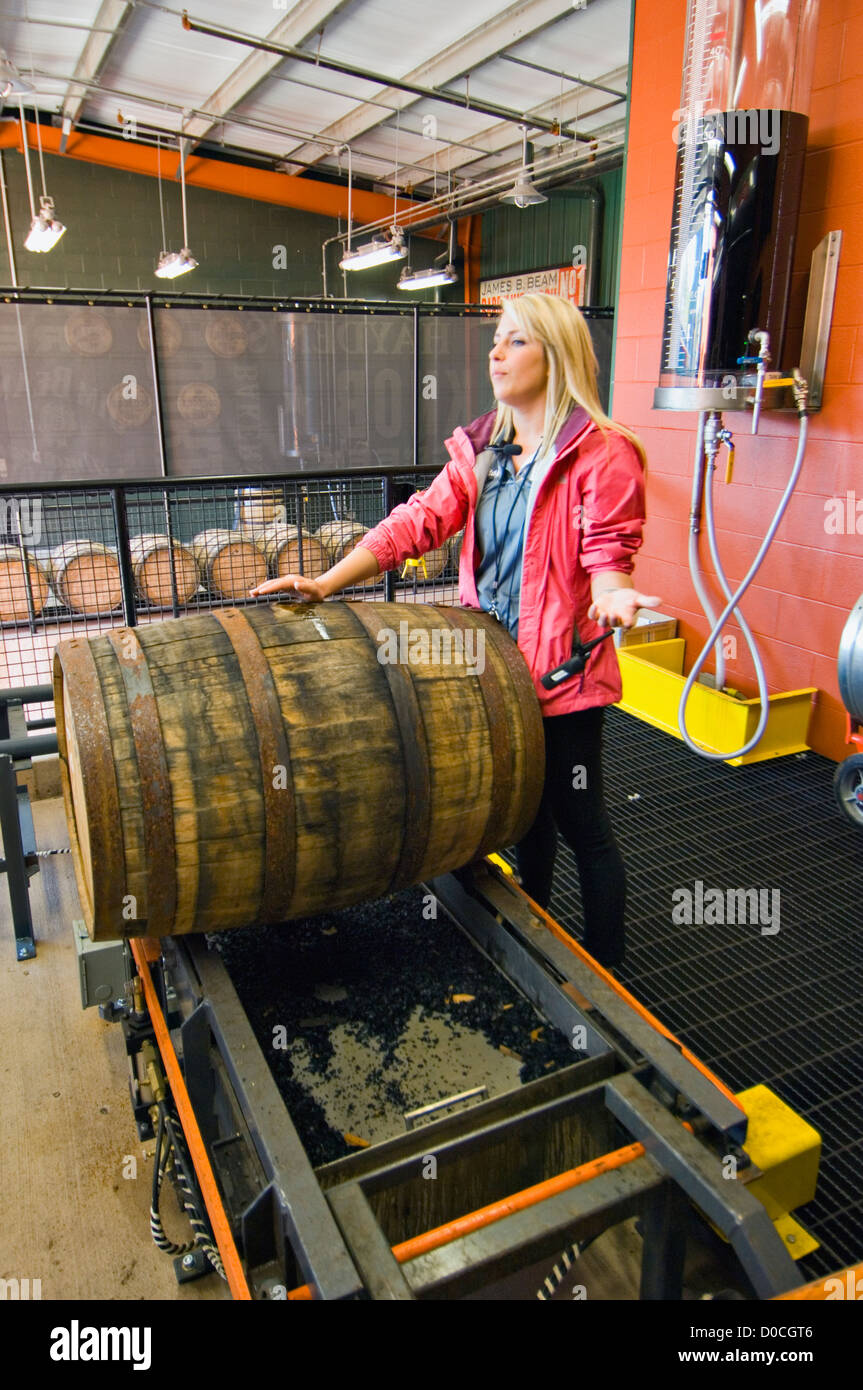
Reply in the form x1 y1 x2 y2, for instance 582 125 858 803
81 856 820 1302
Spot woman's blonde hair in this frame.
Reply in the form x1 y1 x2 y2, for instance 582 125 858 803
491 293 646 468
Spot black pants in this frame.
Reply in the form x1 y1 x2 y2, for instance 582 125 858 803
515 707 626 967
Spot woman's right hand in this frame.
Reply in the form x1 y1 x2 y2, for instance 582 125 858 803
250 545 379 602
249 574 326 602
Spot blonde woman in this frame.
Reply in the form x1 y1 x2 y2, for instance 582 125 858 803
252 293 659 967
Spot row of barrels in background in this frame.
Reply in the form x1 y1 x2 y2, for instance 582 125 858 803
0 520 460 620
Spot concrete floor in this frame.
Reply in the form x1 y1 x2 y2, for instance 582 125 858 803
0 796 229 1302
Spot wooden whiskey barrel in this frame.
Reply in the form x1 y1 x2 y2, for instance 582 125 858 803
0 546 50 621
129 534 200 607
51 541 123 614
315 519 368 564
191 529 268 599
315 520 379 588
235 486 287 533
257 524 328 580
54 601 544 941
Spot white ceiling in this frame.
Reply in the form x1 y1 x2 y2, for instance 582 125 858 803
0 0 631 203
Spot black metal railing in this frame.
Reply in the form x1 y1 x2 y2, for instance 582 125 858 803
0 468 462 708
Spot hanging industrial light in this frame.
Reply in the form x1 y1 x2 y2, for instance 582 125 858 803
398 219 458 291
397 260 458 290
0 51 32 98
340 118 407 271
19 102 66 252
23 195 65 252
341 227 407 271
154 247 198 278
155 135 198 279
501 125 548 208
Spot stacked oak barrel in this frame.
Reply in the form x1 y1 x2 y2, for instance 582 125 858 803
0 486 461 620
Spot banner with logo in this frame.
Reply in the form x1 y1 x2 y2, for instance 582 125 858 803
479 265 586 307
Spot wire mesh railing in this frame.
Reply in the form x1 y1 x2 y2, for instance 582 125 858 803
0 468 462 714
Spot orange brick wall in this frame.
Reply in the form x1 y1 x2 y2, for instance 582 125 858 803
613 0 862 761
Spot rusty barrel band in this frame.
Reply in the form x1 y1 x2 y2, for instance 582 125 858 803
211 607 296 921
345 601 433 891
106 629 178 936
54 639 129 936
437 606 515 854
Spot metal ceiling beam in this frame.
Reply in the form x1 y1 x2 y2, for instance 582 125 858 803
0 117 422 227
179 0 350 154
275 0 595 170
498 53 627 100
28 64 487 181
180 4 578 139
390 67 629 190
60 0 133 128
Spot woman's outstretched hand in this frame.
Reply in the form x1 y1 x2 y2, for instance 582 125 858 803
588 588 662 629
249 574 326 602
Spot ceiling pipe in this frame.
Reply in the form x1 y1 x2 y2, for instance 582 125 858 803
322 134 624 247
180 10 583 142
0 117 423 228
14 66 496 181
319 138 624 296
499 54 627 101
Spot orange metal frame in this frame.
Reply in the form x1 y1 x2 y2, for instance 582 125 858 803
130 936 252 1301
774 1260 863 1301
0 118 466 260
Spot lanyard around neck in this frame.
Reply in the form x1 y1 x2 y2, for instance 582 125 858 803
488 441 542 624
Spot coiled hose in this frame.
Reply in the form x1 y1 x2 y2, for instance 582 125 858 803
679 398 809 761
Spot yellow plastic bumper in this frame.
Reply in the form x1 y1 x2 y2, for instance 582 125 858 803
738 1084 822 1260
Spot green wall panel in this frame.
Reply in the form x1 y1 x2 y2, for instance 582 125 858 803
0 146 451 300
480 167 623 307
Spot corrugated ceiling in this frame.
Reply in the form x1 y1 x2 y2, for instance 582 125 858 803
0 0 631 201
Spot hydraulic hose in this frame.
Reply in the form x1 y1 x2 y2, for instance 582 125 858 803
702 422 770 746
688 410 726 691
149 1104 194 1258
148 1100 226 1279
679 401 810 761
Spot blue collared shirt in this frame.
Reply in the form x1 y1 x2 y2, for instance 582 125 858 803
475 450 539 637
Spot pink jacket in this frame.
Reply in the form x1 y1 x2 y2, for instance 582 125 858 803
360 406 647 715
